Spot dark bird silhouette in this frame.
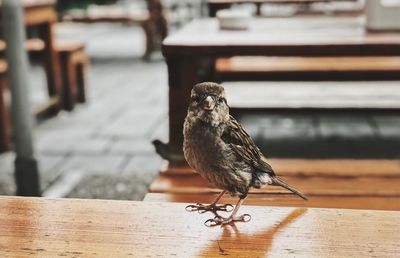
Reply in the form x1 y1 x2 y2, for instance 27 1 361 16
183 82 307 226
152 139 185 163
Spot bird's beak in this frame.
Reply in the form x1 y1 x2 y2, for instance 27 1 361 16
202 96 215 111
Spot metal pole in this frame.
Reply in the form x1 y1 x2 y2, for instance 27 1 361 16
2 0 41 196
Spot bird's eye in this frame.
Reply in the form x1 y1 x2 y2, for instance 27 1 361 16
191 96 199 103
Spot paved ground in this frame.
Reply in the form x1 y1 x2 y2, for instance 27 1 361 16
0 23 168 199
1 22 399 199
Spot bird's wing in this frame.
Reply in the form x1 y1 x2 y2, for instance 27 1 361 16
221 115 275 176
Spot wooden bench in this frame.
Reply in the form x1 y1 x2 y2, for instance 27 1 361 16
0 40 89 152
0 38 45 53
215 56 400 81
148 159 400 211
1 38 89 111
222 81 400 112
1 196 399 257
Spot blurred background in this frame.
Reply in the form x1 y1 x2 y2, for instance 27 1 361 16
1 0 400 206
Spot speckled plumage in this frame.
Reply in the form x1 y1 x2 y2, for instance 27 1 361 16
183 82 306 200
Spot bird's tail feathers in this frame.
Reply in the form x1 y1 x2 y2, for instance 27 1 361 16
271 177 307 200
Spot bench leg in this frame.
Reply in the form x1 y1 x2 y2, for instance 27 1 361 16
0 76 11 152
59 52 76 111
38 22 62 111
75 54 88 103
143 0 169 60
142 21 154 60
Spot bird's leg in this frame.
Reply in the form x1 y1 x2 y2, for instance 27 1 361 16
185 190 233 213
204 198 251 227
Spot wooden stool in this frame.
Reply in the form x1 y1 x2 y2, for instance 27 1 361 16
1 39 62 116
57 42 88 111
0 60 10 153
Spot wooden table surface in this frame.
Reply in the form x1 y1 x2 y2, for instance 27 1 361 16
162 16 400 153
1 196 400 257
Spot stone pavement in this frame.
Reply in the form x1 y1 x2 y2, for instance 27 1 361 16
1 22 400 199
0 23 168 199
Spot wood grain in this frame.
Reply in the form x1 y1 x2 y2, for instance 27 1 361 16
0 196 399 257
162 159 400 177
149 173 400 196
215 56 400 81
144 193 400 211
153 160 400 210
217 56 400 72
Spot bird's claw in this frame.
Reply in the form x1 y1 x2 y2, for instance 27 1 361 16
185 203 234 213
204 214 251 227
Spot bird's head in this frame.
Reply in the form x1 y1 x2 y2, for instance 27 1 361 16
187 82 229 126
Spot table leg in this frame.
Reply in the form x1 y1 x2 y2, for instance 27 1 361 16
59 50 76 111
0 75 11 152
256 3 262 16
166 58 199 158
142 21 154 60
38 22 61 108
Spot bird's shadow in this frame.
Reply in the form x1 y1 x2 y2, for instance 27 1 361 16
199 208 307 257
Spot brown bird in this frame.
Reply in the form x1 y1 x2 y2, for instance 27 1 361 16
183 82 307 226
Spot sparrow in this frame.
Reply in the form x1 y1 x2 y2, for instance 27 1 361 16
183 82 307 226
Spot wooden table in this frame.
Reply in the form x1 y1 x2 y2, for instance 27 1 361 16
207 0 358 16
162 16 400 153
1 196 399 257
0 0 61 112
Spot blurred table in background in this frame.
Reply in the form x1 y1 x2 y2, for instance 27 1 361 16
207 0 361 16
162 16 400 153
1 196 400 257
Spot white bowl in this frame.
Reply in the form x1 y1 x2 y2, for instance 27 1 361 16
216 9 252 30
